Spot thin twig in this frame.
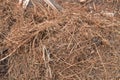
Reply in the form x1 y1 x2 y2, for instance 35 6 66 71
43 45 52 79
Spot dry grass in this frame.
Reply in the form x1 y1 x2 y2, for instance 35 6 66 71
0 0 120 80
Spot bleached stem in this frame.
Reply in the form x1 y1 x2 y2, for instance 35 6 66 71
22 0 30 9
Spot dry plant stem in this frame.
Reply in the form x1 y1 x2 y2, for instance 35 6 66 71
32 34 39 62
22 0 30 9
93 2 96 11
43 45 52 79
18 0 22 5
44 0 63 12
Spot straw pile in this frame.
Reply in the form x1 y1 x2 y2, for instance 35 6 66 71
0 0 120 80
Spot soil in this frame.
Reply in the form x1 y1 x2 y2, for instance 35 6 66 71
0 0 120 80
